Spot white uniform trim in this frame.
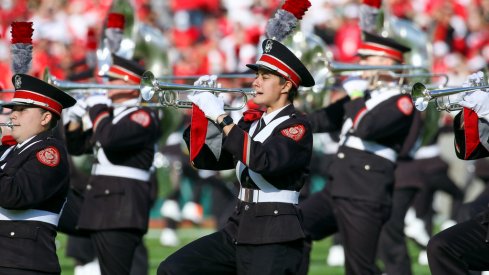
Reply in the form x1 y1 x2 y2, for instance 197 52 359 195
0 207 60 226
342 135 397 162
365 88 401 110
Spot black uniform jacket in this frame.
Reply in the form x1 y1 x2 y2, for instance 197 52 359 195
65 104 160 232
454 108 489 160
0 131 70 273
308 91 414 205
184 104 313 244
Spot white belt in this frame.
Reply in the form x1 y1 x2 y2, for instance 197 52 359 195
92 164 151 181
238 188 300 204
414 145 440 159
0 207 60 226
342 136 397 162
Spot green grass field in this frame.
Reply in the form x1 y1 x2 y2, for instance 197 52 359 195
57 228 431 275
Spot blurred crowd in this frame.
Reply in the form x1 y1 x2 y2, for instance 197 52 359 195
1 0 489 91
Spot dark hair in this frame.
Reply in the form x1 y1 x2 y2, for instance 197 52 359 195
39 109 59 130
279 76 299 102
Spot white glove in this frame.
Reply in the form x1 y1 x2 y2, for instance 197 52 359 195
65 100 88 124
85 95 111 107
436 93 466 111
343 77 369 99
462 71 486 88
459 89 489 118
187 92 226 122
192 75 218 96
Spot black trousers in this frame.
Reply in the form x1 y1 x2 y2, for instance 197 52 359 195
297 187 391 275
158 230 304 275
427 215 489 275
377 188 418 275
91 230 143 275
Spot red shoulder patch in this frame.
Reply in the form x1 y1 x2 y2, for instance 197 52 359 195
397 97 414 116
281 124 306 141
36 146 60 167
130 110 151 127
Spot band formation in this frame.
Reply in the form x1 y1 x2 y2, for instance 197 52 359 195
1 0 489 275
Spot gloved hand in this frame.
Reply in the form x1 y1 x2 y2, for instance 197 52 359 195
458 71 489 118
192 75 218 96
85 94 111 107
343 77 369 99
65 100 88 123
462 71 485 88
458 89 489 118
187 92 226 122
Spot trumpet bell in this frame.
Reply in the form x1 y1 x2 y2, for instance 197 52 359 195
412 82 429 111
140 71 156 101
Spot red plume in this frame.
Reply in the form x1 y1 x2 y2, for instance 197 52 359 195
107 13 125 29
282 0 312 20
11 22 33 44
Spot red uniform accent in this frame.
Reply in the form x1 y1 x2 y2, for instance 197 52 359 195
14 90 63 115
358 42 404 62
36 146 60 167
258 54 301 87
281 124 306 141
397 97 414 115
464 109 480 159
1 135 17 146
130 110 151 127
190 105 208 161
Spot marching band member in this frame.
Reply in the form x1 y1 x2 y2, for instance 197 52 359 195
0 74 75 274
157 38 315 275
64 54 161 275
427 72 489 274
298 31 415 275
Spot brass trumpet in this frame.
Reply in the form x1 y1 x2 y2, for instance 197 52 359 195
0 122 16 128
157 74 255 81
0 121 19 136
325 60 426 73
411 82 489 111
140 71 255 110
43 68 139 91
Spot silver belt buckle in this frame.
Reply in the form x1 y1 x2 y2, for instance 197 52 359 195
241 188 256 202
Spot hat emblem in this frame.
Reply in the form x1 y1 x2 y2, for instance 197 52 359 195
264 40 273 53
14 75 22 89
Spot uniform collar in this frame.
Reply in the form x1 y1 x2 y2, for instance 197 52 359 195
113 98 139 116
262 104 291 125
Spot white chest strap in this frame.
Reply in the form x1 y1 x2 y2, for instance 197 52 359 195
236 115 299 203
92 148 151 181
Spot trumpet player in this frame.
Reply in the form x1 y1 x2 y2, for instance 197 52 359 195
0 74 76 274
427 71 489 275
64 54 161 275
298 31 415 275
158 38 315 275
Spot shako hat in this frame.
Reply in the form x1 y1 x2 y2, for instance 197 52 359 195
246 39 315 88
357 31 410 63
3 74 76 116
105 54 145 83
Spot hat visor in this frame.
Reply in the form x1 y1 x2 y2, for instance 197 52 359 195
246 63 274 73
1 101 34 109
